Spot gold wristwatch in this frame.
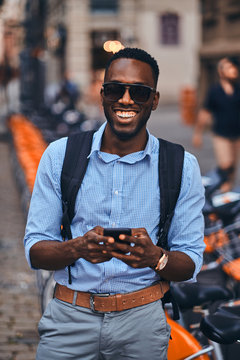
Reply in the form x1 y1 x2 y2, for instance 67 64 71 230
154 249 169 271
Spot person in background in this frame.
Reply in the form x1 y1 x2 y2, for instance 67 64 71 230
192 57 240 192
80 70 105 126
24 47 205 360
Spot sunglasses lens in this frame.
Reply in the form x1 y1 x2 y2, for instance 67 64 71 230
103 83 153 103
103 84 124 101
130 86 151 103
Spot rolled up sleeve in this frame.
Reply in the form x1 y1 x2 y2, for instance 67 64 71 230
23 138 67 269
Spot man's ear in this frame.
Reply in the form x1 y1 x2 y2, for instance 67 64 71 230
152 91 160 111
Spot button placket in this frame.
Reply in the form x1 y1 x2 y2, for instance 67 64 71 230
109 161 123 227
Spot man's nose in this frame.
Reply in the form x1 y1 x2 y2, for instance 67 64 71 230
118 88 134 105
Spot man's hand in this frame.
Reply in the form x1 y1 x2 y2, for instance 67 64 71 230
30 226 113 270
192 108 212 148
102 227 195 282
75 226 112 263
102 228 161 268
192 132 203 148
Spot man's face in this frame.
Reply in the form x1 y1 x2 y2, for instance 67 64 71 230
101 58 159 140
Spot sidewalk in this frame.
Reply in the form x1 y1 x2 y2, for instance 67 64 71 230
0 134 40 360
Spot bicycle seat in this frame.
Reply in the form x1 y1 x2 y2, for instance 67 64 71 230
218 304 240 317
200 310 240 344
171 283 233 311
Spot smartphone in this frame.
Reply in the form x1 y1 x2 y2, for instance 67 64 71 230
103 228 132 244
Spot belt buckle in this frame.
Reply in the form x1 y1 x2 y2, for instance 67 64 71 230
90 293 110 313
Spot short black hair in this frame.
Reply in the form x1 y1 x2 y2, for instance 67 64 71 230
105 47 159 86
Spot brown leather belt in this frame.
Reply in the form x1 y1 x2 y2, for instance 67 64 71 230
54 281 170 312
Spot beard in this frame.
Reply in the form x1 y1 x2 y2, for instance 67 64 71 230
103 107 151 141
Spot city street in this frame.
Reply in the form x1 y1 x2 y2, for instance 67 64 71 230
1 1 240 359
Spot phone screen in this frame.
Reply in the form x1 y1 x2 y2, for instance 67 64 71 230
103 228 131 244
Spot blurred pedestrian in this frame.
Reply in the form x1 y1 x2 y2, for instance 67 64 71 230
0 60 20 114
24 47 205 360
80 70 105 124
192 57 240 191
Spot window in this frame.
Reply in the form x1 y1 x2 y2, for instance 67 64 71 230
90 0 118 13
91 30 119 69
201 0 219 15
226 0 240 21
160 12 180 45
229 0 240 6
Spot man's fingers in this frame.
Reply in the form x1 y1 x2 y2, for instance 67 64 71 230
131 228 148 237
106 236 115 244
93 226 104 235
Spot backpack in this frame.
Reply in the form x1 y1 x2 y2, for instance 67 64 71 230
60 130 184 319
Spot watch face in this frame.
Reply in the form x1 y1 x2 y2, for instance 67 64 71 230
159 254 168 270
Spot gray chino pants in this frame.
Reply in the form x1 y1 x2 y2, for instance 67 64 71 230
36 297 171 360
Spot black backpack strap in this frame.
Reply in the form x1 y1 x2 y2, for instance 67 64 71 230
157 138 184 321
60 130 95 283
157 138 184 249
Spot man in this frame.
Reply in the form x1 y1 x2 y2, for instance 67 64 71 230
24 48 205 360
192 57 240 192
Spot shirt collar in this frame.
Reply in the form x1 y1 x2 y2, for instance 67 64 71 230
88 122 106 158
88 122 155 160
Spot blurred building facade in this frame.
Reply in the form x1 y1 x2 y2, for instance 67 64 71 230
45 0 200 104
1 1 240 116
199 0 240 104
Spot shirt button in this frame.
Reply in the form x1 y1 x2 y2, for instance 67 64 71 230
114 190 118 195
112 223 116 227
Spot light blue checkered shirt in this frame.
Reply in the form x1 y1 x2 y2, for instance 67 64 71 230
24 122 205 294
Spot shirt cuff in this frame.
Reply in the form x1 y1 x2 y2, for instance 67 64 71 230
24 237 42 269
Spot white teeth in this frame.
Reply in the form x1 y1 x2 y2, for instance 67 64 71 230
115 111 136 118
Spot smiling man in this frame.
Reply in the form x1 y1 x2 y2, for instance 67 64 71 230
24 48 205 360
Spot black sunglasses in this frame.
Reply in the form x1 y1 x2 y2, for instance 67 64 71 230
102 82 156 104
